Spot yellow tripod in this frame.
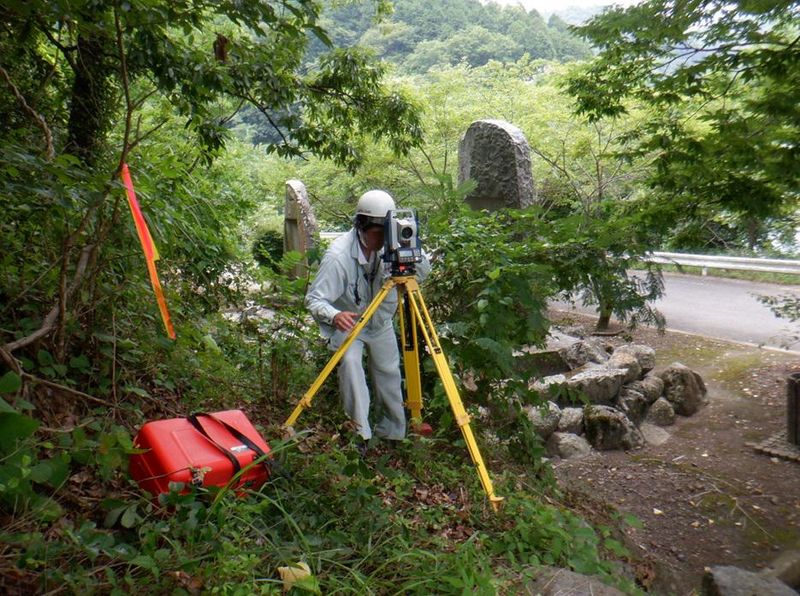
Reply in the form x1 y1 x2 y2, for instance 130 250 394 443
284 275 503 512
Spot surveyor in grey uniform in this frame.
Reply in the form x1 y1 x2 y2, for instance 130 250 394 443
305 190 430 443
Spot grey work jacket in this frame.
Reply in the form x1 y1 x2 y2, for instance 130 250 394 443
305 228 430 339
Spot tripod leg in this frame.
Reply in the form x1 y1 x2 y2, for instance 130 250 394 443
404 280 504 511
284 279 397 429
398 286 423 421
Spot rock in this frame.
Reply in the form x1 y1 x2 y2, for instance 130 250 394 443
530 374 567 399
702 565 796 596
523 566 626 596
560 339 610 369
520 567 624 596
462 370 479 392
458 119 534 211
616 387 649 424
514 348 570 377
544 330 581 351
546 432 592 459
660 363 708 416
761 549 800 588
693 370 708 395
566 368 628 405
553 324 586 339
626 375 665 404
606 351 642 383
557 407 585 434
646 397 676 426
639 422 670 446
523 401 562 439
584 405 644 451
614 344 656 374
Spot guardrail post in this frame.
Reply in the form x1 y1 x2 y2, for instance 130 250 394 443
788 372 800 446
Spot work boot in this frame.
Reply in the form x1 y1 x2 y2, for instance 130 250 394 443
410 421 434 437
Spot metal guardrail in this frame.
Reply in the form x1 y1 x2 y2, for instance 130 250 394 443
650 251 800 275
319 231 345 240
319 230 800 275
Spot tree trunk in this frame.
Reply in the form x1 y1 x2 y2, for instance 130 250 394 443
65 31 113 165
596 305 612 331
745 217 760 252
590 273 613 331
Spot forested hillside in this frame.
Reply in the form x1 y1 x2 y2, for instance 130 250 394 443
313 0 593 70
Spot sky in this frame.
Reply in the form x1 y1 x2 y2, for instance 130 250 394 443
485 0 640 17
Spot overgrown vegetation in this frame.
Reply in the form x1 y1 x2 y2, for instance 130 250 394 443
0 383 637 593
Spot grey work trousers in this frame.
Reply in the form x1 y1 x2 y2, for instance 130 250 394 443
329 324 405 441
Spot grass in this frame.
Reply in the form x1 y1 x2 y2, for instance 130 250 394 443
0 406 644 595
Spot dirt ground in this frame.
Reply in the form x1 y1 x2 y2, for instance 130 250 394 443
549 311 800 595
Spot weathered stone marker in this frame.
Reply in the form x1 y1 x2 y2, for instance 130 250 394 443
284 180 319 279
458 119 534 211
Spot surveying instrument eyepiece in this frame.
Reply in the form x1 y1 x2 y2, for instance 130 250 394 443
283 209 503 512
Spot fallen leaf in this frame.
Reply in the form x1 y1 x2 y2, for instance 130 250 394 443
278 562 311 593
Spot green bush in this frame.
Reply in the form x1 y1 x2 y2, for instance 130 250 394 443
253 229 285 272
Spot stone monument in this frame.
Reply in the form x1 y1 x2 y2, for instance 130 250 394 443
458 119 534 211
284 180 319 279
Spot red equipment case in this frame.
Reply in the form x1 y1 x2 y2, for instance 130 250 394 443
129 410 271 496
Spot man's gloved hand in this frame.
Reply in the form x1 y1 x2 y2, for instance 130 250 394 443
333 311 359 332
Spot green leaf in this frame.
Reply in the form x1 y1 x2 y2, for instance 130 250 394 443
37 350 53 366
0 372 21 395
129 554 159 577
120 504 139 529
30 459 58 484
487 267 501 280
293 574 321 594
473 337 513 372
33 495 63 522
0 397 16 413
104 505 127 528
123 386 151 398
69 355 91 370
0 412 39 452
30 455 70 487
14 399 35 411
93 333 117 343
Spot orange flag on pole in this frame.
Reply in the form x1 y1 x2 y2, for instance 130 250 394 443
121 163 176 339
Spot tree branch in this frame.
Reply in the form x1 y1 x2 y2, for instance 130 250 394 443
0 65 54 160
0 346 21 374
124 118 170 156
37 21 78 70
3 245 94 353
247 94 293 150
114 3 134 172
21 373 115 408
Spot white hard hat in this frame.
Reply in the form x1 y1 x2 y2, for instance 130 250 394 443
355 190 396 223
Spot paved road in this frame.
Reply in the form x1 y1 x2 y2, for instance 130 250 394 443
554 272 800 352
